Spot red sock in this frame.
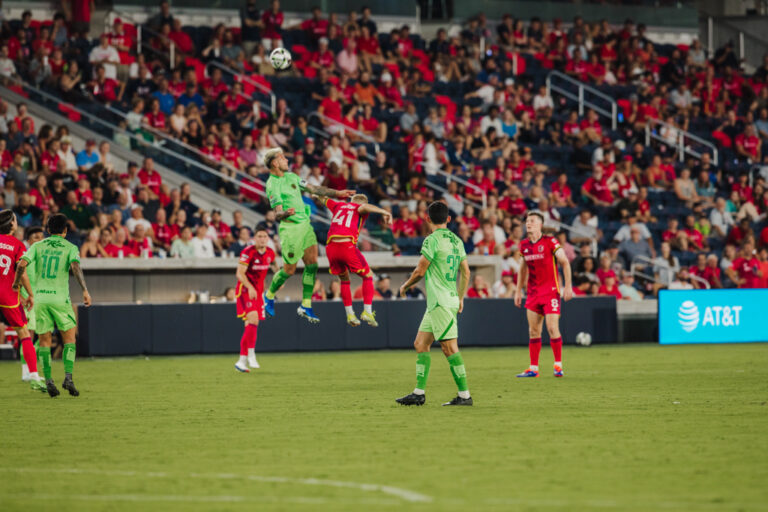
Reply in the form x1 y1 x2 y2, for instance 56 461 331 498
362 277 374 305
529 337 542 367
239 328 249 356
246 323 258 350
551 337 562 363
340 280 352 307
21 337 37 373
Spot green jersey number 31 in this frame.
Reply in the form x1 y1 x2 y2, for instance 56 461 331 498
445 254 459 282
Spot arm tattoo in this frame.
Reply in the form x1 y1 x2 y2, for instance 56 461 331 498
12 263 26 290
275 210 293 221
305 184 341 198
71 262 88 292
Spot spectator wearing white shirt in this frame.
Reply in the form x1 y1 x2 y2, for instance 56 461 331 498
57 136 78 172
472 213 506 245
532 86 554 117
89 34 120 80
191 225 216 257
480 106 503 135
709 196 735 238
125 204 152 233
0 44 17 79
618 271 644 300
492 270 516 298
570 209 599 243
614 216 652 244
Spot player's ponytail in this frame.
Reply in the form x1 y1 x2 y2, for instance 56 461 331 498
0 209 15 235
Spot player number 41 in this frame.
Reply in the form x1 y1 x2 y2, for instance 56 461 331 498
331 209 355 228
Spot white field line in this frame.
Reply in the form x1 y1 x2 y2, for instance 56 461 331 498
0 493 400 506
3 467 432 503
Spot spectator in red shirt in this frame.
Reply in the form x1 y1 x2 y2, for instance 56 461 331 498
169 19 193 55
474 221 498 256
392 206 418 238
466 274 491 298
318 85 342 126
144 98 167 133
210 209 233 247
596 253 617 284
689 253 722 289
582 167 614 206
735 125 762 161
683 214 708 252
104 228 137 258
151 208 176 252
89 64 123 103
138 157 163 197
726 239 763 288
308 37 335 76
598 275 623 299
550 172 575 207
261 0 284 50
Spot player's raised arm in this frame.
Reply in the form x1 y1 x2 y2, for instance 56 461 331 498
399 256 431 297
457 259 470 313
70 261 92 307
514 258 528 308
358 203 393 225
302 182 355 199
555 248 573 301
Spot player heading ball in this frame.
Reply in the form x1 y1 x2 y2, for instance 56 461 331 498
397 201 472 406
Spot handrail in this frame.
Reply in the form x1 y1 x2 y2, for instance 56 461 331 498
545 218 598 256
546 70 618 130
631 253 710 289
100 103 389 250
307 111 380 153
432 168 487 210
645 117 719 166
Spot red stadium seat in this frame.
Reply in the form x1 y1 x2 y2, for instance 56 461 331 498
58 103 81 122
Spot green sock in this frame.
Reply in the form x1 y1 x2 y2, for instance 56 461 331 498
20 345 26 365
63 343 76 375
301 264 318 308
416 352 431 391
35 340 42 368
39 346 52 380
266 269 291 299
447 352 469 392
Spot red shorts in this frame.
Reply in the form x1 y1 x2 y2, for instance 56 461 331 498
326 240 370 276
0 303 28 329
525 293 561 316
236 283 265 321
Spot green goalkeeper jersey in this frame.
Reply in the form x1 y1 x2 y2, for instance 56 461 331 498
21 235 80 304
420 228 466 311
265 171 311 224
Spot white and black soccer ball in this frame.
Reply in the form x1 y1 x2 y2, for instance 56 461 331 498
269 47 292 70
575 332 592 347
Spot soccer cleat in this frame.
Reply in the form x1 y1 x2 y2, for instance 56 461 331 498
30 378 46 392
247 356 260 369
360 310 378 327
297 306 320 324
346 313 360 327
263 293 275 317
234 361 250 373
45 380 60 398
21 364 30 382
516 368 540 378
395 393 426 406
442 396 473 406
62 377 79 397
553 364 564 378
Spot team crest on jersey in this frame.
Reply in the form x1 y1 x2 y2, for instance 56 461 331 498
538 245 544 253
291 184 297 189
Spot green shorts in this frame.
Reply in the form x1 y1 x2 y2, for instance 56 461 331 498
278 221 317 265
24 305 35 332
35 302 77 334
418 306 459 342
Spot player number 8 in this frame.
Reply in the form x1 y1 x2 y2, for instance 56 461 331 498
551 298 559 310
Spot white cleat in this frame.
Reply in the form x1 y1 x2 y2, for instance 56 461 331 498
360 310 378 327
347 313 361 327
21 364 30 382
247 356 260 369
234 361 250 373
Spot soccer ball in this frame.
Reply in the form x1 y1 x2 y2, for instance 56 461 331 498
269 48 292 70
575 332 592 347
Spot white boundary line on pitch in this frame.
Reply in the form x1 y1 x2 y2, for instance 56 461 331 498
0 493 401 506
3 467 433 503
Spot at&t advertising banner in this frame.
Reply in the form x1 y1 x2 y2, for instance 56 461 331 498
659 289 768 344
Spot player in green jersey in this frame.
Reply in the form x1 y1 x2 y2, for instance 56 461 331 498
14 214 92 398
19 226 44 383
261 148 353 323
396 202 473 406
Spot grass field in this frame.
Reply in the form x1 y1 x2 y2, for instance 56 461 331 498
1 343 767 512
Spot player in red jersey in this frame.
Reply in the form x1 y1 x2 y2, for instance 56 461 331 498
234 227 277 372
0 210 45 391
514 211 573 378
323 194 392 327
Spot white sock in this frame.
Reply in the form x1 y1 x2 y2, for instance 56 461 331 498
22 364 28 373
554 361 562 367
29 371 39 380
345 305 355 316
530 365 539 371
412 388 425 395
458 390 471 399
363 303 372 314
238 355 247 365
247 348 255 358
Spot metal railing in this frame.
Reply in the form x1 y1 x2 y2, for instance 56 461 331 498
703 15 768 72
546 70 618 130
629 254 710 289
645 117 719 166
98 103 389 250
545 218 598 256
308 111 380 153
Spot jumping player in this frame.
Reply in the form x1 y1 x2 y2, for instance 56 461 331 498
324 194 392 326
396 202 473 406
0 210 45 392
19 226 44 382
234 227 277 373
262 148 354 323
14 214 92 397
514 211 573 378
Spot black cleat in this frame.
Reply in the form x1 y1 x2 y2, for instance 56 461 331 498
62 377 79 397
442 396 473 406
46 380 60 398
395 393 425 406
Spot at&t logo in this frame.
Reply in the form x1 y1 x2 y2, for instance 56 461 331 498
678 300 742 332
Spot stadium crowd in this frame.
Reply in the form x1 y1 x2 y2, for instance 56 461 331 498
0 1 767 299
